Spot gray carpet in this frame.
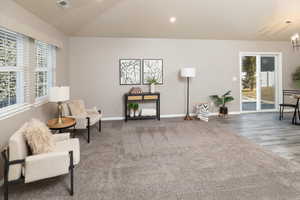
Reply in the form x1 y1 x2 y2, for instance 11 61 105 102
4 118 300 200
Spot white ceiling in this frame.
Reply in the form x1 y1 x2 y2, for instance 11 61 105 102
14 0 300 41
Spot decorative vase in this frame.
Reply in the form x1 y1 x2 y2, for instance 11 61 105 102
150 84 155 93
130 109 134 118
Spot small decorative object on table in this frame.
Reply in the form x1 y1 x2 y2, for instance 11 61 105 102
128 103 135 117
133 103 139 117
147 77 158 93
195 103 210 122
209 90 234 118
129 87 143 94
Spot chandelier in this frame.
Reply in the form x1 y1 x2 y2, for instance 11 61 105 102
291 33 300 50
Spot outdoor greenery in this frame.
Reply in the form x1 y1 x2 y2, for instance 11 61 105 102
242 56 256 90
0 36 18 109
292 66 300 88
210 90 234 107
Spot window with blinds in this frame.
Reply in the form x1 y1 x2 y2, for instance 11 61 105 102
35 40 54 100
0 27 57 120
0 28 25 110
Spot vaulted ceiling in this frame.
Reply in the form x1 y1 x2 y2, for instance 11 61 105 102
14 0 300 41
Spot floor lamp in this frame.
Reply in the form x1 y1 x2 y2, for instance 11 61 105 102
181 68 196 120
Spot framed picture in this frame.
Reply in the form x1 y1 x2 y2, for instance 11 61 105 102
119 59 141 85
142 59 163 85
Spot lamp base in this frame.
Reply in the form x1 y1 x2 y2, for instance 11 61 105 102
56 117 64 125
184 115 193 121
55 102 64 125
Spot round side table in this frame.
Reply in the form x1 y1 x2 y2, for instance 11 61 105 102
47 117 76 133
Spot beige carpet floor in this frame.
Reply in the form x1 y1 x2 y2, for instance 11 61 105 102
3 118 300 200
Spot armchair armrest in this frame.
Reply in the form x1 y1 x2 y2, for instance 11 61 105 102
53 133 70 142
24 152 70 183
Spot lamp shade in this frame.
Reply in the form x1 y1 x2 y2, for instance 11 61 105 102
49 86 70 102
181 68 196 77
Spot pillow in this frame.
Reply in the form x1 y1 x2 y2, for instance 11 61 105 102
68 100 87 116
24 119 54 155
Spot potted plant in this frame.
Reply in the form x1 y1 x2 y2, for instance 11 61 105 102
147 77 158 93
128 103 135 117
209 90 234 116
133 103 139 117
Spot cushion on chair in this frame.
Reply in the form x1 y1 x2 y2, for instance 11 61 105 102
24 152 70 183
8 122 29 181
68 100 88 116
24 119 54 155
54 138 80 165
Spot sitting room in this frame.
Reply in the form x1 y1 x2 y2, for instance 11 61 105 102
2 0 300 199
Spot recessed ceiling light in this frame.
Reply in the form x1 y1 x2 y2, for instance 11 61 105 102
170 17 177 23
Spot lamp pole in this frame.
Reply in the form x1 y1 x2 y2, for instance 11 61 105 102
184 77 193 120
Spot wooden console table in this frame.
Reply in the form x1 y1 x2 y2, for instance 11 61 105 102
124 92 160 121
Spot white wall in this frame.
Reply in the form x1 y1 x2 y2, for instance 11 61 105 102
69 37 300 118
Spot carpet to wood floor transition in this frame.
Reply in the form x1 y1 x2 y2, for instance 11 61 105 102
3 116 300 200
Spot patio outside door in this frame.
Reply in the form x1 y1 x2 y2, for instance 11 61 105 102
240 53 280 112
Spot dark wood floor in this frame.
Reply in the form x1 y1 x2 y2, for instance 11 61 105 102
216 112 300 163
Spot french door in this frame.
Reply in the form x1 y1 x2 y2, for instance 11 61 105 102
240 53 282 112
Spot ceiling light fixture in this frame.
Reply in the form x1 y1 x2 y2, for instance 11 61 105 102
57 0 70 8
285 20 292 24
170 17 177 23
291 33 300 50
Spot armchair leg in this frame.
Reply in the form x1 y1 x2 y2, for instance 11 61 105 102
69 151 74 196
87 117 90 143
87 125 90 143
98 119 101 132
4 176 8 200
3 150 9 200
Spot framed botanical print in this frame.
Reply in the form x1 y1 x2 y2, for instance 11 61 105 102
142 59 163 85
119 59 141 85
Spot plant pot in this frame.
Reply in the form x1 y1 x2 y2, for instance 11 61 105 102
219 106 228 115
134 110 139 117
150 84 155 93
130 109 134 118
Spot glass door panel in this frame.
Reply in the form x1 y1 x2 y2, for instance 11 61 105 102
242 56 257 111
260 56 276 110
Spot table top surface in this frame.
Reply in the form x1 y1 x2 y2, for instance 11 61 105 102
47 117 76 129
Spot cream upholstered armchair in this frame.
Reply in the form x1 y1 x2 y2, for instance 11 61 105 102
2 124 80 200
62 100 102 143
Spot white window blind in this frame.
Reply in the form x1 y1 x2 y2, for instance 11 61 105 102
0 28 29 117
35 41 55 101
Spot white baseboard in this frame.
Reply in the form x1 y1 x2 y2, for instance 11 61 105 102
102 112 242 121
102 109 290 121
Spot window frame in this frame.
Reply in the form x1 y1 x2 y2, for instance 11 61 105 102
34 40 54 106
0 28 29 119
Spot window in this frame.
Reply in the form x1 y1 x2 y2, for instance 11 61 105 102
0 28 24 110
35 41 54 101
0 27 57 120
